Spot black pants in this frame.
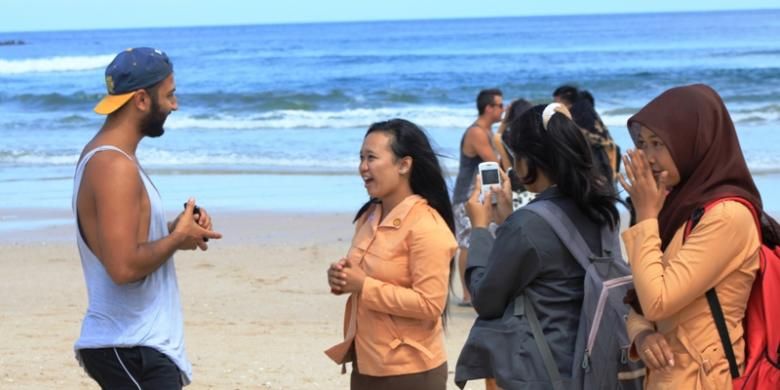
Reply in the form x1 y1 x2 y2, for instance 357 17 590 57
79 346 182 390
351 361 447 390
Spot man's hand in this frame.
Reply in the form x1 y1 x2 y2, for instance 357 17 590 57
169 203 213 233
172 198 222 250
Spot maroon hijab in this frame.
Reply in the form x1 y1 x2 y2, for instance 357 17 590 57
627 84 763 250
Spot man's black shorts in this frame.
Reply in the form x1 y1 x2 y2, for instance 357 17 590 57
79 346 182 390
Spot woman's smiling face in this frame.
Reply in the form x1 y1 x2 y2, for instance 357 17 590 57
358 131 409 200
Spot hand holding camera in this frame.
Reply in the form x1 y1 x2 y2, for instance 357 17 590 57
478 162 501 204
173 199 221 250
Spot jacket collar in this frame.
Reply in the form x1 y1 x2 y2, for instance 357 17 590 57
529 185 562 203
367 194 426 230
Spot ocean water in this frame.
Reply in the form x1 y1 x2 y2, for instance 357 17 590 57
1 10 779 220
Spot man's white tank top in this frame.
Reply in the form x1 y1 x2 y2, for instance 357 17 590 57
72 145 192 385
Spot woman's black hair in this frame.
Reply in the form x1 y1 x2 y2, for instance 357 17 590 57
504 98 534 125
552 85 579 106
353 119 454 234
503 99 534 192
503 104 620 227
570 98 600 134
353 118 456 324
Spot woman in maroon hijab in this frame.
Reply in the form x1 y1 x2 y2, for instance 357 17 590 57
617 84 780 389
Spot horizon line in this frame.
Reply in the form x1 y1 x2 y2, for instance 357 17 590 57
1 7 778 34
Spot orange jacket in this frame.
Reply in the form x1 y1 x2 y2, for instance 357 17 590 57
624 201 760 389
326 194 457 376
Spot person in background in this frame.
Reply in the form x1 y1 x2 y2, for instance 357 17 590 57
552 84 579 109
494 98 535 210
451 88 504 307
325 119 457 390
554 84 620 185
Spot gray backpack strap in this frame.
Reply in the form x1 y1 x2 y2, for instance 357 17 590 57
523 201 599 267
515 294 566 390
520 201 593 390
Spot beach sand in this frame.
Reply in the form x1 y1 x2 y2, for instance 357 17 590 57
4 205 761 389
0 209 482 389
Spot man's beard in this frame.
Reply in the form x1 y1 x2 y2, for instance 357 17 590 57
140 98 168 138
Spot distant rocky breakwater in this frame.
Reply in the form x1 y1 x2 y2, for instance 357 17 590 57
0 40 26 46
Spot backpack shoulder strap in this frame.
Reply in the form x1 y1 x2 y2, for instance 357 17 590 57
515 294 566 390
704 289 740 378
685 196 759 237
685 197 756 379
523 200 598 268
519 200 598 390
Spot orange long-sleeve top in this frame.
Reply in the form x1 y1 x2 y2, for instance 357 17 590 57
325 194 457 377
623 200 760 389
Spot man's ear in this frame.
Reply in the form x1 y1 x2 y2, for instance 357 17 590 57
132 90 151 112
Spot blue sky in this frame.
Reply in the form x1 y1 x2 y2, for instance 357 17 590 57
1 0 779 33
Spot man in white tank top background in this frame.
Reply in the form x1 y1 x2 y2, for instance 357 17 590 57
73 48 222 389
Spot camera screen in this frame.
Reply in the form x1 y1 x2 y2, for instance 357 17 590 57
482 169 499 185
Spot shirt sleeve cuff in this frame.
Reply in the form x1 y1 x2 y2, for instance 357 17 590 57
360 276 382 306
621 218 659 253
626 310 655 361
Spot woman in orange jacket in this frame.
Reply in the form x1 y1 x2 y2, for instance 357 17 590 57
325 118 458 390
619 84 780 389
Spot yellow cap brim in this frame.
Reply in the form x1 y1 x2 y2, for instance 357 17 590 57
94 91 137 115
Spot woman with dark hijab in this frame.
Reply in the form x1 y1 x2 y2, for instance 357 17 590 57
618 84 780 389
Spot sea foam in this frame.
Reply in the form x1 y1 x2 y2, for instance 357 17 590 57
0 54 114 75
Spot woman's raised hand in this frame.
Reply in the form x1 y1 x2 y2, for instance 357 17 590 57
618 149 668 223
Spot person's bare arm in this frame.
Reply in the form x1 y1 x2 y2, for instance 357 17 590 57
493 131 511 170
464 126 498 162
87 154 221 284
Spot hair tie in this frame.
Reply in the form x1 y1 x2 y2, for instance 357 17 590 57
542 102 572 130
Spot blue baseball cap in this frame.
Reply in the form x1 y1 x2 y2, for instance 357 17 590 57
94 47 173 115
